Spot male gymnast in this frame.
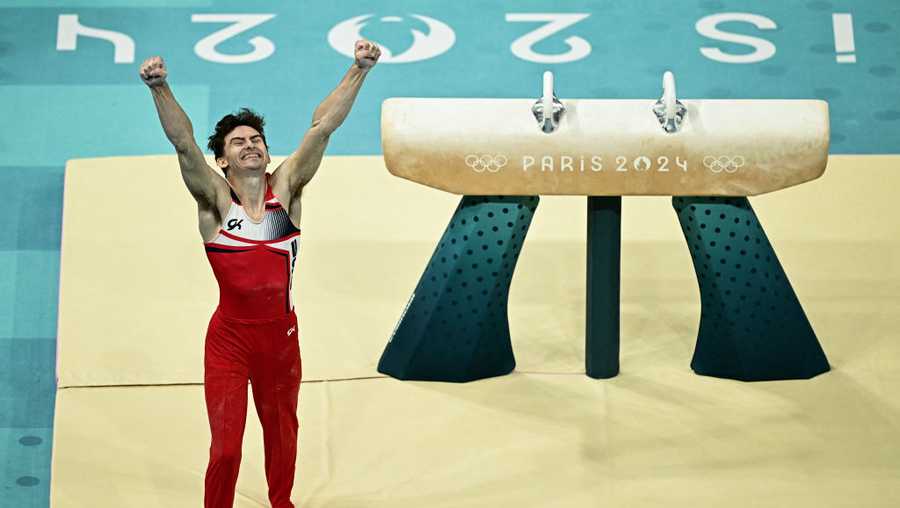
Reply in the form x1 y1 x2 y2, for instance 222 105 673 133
139 40 381 507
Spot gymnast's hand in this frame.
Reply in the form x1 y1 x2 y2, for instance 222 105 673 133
139 56 168 88
354 40 381 70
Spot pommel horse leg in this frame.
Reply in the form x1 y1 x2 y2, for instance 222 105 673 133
378 196 539 382
672 196 830 381
586 196 621 379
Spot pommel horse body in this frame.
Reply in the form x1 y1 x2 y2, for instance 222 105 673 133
378 72 831 382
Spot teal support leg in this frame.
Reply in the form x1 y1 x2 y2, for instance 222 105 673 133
673 196 830 381
586 196 621 379
378 196 539 382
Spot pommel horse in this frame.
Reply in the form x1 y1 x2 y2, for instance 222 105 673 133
377 71 830 383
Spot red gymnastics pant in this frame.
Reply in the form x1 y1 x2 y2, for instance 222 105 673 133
203 309 301 508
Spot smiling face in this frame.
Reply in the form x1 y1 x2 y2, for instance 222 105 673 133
216 125 271 173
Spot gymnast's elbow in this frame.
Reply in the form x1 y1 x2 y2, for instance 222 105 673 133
306 121 334 143
172 138 198 156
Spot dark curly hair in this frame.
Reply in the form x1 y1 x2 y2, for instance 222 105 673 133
207 108 268 159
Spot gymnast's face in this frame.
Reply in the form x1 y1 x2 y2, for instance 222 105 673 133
218 125 270 173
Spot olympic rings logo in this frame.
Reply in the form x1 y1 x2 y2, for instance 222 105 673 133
703 155 745 173
465 154 508 173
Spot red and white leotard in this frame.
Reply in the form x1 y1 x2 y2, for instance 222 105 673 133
204 179 300 320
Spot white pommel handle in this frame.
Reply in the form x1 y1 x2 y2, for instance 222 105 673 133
662 70 677 119
542 71 554 118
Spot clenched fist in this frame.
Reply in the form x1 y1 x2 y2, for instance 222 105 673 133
139 56 168 88
354 40 381 69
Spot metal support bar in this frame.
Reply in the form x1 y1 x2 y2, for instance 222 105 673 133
585 196 621 379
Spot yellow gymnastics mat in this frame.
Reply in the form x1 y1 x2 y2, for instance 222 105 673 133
51 154 900 506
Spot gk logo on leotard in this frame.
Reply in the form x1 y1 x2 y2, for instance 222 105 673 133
226 218 243 231
287 326 296 336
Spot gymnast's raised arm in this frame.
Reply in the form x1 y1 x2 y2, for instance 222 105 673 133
140 56 229 237
270 40 381 224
